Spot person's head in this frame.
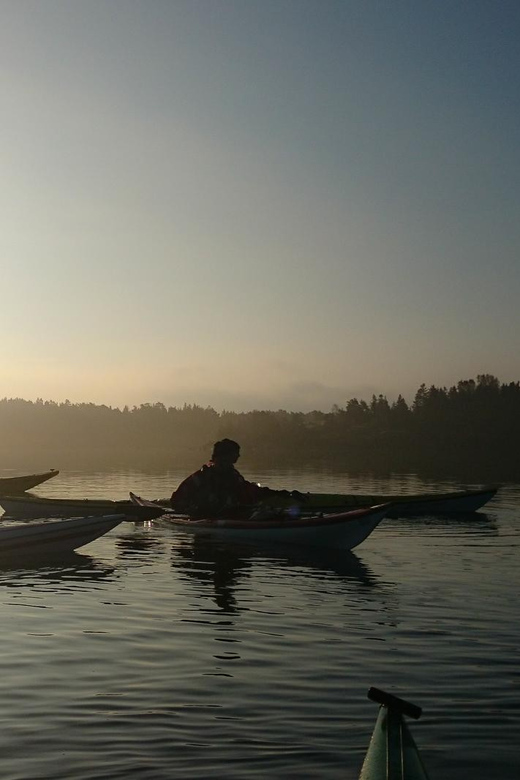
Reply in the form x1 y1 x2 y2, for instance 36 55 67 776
211 438 240 466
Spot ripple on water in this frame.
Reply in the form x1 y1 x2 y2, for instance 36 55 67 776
0 471 519 778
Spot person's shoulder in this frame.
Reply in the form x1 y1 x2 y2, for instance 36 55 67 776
180 464 208 484
195 463 216 479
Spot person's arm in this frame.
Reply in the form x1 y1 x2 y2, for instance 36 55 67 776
237 473 306 503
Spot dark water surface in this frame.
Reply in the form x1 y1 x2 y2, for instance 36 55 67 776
0 468 519 779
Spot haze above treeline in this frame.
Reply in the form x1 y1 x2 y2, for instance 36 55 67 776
0 374 518 480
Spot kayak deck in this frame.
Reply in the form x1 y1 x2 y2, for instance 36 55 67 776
0 494 156 519
0 469 59 495
292 486 498 515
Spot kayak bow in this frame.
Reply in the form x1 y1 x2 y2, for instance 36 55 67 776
359 687 430 780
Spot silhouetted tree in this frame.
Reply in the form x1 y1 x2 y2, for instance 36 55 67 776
0 374 519 475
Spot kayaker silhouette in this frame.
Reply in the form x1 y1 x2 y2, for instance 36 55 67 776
170 438 304 517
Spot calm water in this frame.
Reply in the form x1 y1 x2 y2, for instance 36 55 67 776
0 467 519 779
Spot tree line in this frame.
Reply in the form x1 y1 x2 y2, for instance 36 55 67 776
0 374 517 478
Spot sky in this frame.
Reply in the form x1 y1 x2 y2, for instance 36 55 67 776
1 0 520 412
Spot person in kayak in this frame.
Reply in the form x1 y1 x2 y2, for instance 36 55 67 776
171 438 304 516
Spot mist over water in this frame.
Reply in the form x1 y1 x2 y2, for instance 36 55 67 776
2 374 520 481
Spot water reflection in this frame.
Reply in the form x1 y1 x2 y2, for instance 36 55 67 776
115 529 167 559
387 511 498 535
173 537 252 613
259 543 380 585
0 551 117 587
171 536 385 614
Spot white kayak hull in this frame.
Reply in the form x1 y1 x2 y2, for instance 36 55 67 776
154 504 389 550
0 514 125 556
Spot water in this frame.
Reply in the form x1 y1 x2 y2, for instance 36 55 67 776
0 467 519 779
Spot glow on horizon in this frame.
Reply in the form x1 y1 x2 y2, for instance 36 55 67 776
2 1 520 412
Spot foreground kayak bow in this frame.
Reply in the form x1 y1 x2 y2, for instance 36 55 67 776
359 688 430 780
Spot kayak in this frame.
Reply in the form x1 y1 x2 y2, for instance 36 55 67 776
0 485 497 522
0 494 157 520
290 486 498 516
0 469 59 495
0 513 125 556
129 493 389 550
360 687 430 780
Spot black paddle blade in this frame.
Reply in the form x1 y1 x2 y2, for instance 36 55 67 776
367 687 423 720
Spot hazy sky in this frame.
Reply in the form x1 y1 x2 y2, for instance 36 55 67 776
2 1 519 411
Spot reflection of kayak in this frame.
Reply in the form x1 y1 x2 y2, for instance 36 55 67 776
176 535 379 586
0 494 155 519
296 486 498 516
0 514 125 556
0 469 59 495
360 687 430 780
129 493 389 550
